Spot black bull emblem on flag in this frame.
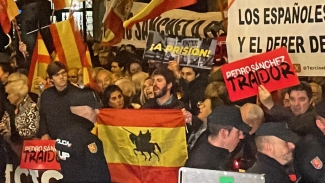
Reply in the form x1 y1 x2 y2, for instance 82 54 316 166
123 128 161 161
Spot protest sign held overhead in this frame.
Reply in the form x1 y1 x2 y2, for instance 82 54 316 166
144 31 218 69
20 140 60 170
227 0 325 76
221 47 299 102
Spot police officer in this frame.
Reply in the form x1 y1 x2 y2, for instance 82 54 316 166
55 88 111 183
294 100 325 183
247 122 298 183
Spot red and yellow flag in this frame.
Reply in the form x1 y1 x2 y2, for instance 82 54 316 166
97 109 188 183
123 0 197 29
28 33 51 94
49 18 93 86
102 0 133 46
0 0 19 34
52 0 85 10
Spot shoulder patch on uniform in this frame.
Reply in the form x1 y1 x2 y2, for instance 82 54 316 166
88 142 98 153
311 156 323 169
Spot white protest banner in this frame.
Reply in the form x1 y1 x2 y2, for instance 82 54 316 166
111 2 226 48
226 0 325 76
5 164 63 183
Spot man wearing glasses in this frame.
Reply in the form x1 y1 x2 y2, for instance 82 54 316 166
38 62 81 140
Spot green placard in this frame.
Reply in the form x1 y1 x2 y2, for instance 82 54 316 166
219 176 234 183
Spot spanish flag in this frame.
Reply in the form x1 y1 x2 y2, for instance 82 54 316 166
52 0 85 10
0 0 19 34
101 0 132 46
97 109 188 183
28 33 51 95
123 0 197 29
49 18 93 86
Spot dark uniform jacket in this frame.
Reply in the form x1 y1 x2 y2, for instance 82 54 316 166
185 133 230 170
55 116 111 183
38 84 82 139
294 134 325 183
247 152 292 183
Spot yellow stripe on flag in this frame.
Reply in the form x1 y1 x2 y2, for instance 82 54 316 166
55 20 82 69
28 33 51 95
6 0 19 21
98 125 187 167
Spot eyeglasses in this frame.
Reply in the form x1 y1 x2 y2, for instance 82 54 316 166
197 101 205 108
54 71 67 77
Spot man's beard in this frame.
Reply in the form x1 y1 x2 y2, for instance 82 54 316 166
154 85 168 98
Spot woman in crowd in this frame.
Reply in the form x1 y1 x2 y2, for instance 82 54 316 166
139 77 154 106
3 72 39 139
102 85 129 109
187 96 224 150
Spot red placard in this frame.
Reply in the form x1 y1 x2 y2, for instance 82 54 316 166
221 47 299 101
20 140 61 170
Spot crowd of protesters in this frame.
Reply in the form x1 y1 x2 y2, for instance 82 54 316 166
1 43 325 183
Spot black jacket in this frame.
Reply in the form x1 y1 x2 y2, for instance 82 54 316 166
37 84 83 139
247 152 292 183
180 74 208 115
294 134 325 183
56 116 111 183
185 133 230 170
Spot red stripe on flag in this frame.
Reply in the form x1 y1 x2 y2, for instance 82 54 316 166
28 35 39 89
103 9 124 45
97 109 185 127
108 163 179 183
49 24 68 66
37 55 51 64
69 19 87 66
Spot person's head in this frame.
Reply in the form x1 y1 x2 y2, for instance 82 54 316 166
139 77 154 105
102 85 125 109
70 88 102 123
131 71 149 92
111 50 130 75
240 103 264 134
5 76 28 106
207 105 251 152
151 66 175 99
287 81 312 116
283 92 290 107
309 82 322 106
180 66 199 83
0 54 14 84
95 69 112 93
115 78 136 98
197 97 224 123
46 62 68 91
129 61 142 76
255 122 298 165
205 81 231 105
77 68 84 86
68 68 79 84
126 44 136 54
